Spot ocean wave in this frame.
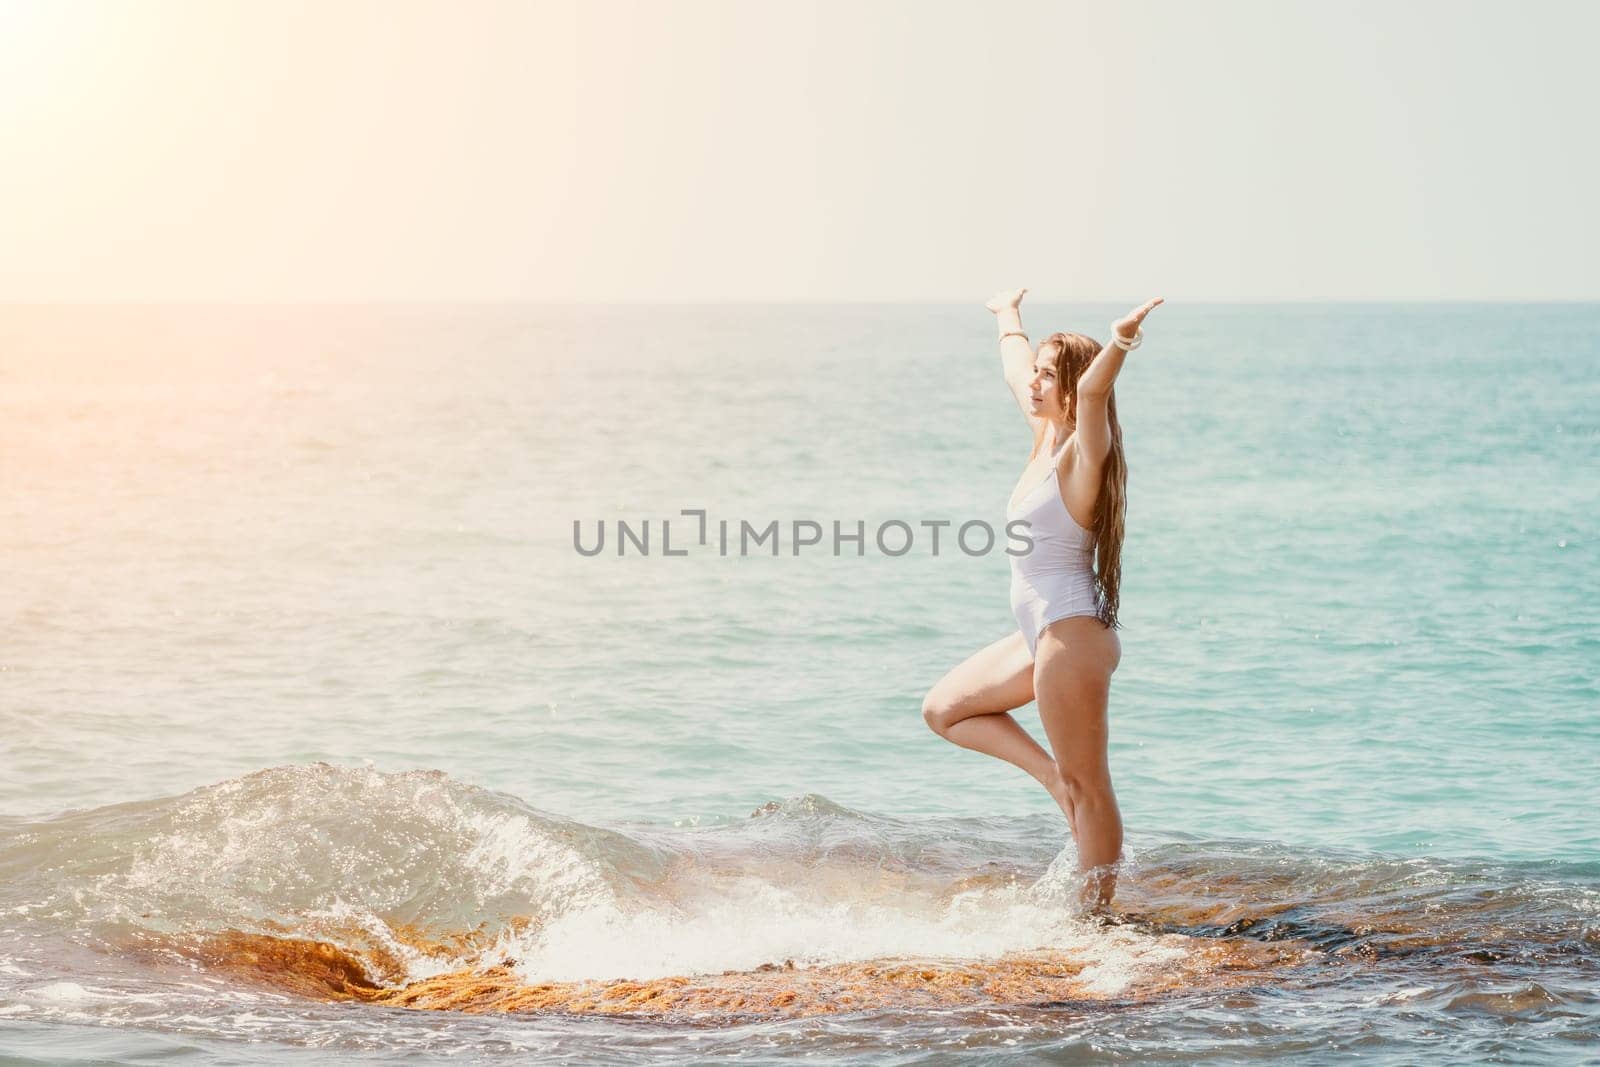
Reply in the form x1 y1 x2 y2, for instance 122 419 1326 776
1 763 1596 1031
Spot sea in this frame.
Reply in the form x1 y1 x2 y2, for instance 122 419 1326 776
0 302 1595 1064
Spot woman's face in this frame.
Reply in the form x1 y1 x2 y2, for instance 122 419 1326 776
1027 344 1065 419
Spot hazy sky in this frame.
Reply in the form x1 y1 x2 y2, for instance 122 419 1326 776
1 0 1595 302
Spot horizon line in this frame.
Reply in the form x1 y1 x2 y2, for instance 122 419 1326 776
2 297 1597 307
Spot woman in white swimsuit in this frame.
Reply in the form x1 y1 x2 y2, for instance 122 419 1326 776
923 287 1163 909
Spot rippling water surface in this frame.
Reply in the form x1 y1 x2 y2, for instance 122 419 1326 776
1 303 1595 1063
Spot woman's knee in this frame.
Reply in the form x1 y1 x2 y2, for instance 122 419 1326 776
921 690 957 735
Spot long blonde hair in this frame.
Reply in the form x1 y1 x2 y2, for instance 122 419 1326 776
1031 331 1128 630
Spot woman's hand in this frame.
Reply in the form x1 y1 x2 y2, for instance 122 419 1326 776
1112 297 1164 341
985 288 1028 314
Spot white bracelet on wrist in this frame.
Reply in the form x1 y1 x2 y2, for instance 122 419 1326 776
1111 329 1144 351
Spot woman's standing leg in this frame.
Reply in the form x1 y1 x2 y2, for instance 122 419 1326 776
1033 616 1124 908
923 630 1059 792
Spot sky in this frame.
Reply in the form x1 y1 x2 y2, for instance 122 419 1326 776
0 0 1595 302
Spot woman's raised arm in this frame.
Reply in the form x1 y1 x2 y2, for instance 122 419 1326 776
1078 297 1163 398
985 287 1040 427
1076 297 1164 465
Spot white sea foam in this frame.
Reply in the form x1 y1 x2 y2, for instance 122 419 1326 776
27 981 110 1004
503 847 1186 994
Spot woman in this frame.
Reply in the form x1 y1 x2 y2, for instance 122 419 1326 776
922 287 1163 909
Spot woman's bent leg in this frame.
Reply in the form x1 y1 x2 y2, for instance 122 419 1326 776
922 631 1057 790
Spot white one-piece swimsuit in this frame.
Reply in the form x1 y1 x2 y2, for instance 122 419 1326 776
1007 439 1101 658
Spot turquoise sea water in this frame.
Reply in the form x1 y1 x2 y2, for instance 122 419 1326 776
1 303 1596 1062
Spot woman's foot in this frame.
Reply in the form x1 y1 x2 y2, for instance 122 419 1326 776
1044 772 1074 824
1079 864 1120 912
